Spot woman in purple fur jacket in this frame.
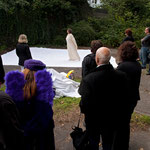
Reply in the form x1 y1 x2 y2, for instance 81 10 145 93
5 59 55 150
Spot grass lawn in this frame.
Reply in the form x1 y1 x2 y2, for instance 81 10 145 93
53 96 150 131
1 83 150 131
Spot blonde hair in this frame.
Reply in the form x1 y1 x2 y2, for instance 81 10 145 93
18 34 28 43
23 68 36 100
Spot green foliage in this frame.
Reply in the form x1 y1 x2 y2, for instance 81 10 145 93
93 0 150 48
69 21 96 46
0 84 5 92
0 45 7 53
131 112 150 129
1 0 150 48
52 35 66 46
0 0 90 49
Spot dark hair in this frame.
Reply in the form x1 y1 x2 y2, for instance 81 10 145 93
118 41 139 62
91 40 103 54
146 27 150 33
125 28 132 36
67 28 72 33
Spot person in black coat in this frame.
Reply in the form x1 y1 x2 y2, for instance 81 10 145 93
16 34 32 71
115 41 142 149
0 91 24 150
82 40 103 77
79 47 130 150
0 56 5 84
121 28 134 44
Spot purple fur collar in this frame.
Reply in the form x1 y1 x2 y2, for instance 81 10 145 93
5 70 54 106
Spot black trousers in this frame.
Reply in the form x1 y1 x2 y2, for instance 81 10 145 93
85 115 115 150
112 101 138 150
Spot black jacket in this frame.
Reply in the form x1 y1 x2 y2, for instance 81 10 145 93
0 91 24 150
82 53 97 78
79 64 130 128
122 36 134 44
117 61 141 101
0 56 5 83
16 43 32 66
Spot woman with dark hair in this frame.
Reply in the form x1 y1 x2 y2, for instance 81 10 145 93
122 28 134 44
114 41 141 150
66 28 80 61
82 40 103 77
5 59 55 150
16 34 32 71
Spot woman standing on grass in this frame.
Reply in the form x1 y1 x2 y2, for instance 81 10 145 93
66 28 80 61
16 34 32 71
5 59 55 150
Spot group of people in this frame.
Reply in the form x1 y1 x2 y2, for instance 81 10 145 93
79 38 141 150
0 27 149 150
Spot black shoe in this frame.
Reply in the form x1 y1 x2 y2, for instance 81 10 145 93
146 72 150 75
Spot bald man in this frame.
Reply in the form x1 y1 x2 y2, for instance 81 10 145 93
79 47 130 150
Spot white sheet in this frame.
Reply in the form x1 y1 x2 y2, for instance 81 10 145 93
2 47 118 68
47 68 80 98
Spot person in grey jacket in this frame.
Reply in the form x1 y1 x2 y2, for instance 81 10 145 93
140 27 150 73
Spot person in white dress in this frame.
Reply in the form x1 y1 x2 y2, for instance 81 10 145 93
66 28 80 61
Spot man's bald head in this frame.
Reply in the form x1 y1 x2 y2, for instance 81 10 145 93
96 47 111 65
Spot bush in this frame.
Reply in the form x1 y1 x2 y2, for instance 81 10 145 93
69 21 97 46
52 35 66 46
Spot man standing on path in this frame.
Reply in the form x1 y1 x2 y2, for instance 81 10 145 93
79 47 130 150
140 27 150 74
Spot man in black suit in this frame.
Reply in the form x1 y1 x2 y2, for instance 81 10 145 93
79 47 130 150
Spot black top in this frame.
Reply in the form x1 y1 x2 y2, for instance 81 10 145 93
82 53 97 78
16 43 32 66
0 56 5 84
117 61 141 101
122 36 134 44
79 64 130 127
0 91 23 150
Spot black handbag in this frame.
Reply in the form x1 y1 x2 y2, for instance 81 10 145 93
70 114 89 150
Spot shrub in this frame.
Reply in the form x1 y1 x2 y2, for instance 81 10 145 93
52 35 66 46
69 21 96 46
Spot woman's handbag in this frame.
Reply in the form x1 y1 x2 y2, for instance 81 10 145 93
70 114 89 150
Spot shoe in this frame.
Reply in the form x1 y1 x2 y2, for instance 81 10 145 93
146 72 150 75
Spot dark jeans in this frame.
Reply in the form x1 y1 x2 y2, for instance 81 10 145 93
140 47 150 68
